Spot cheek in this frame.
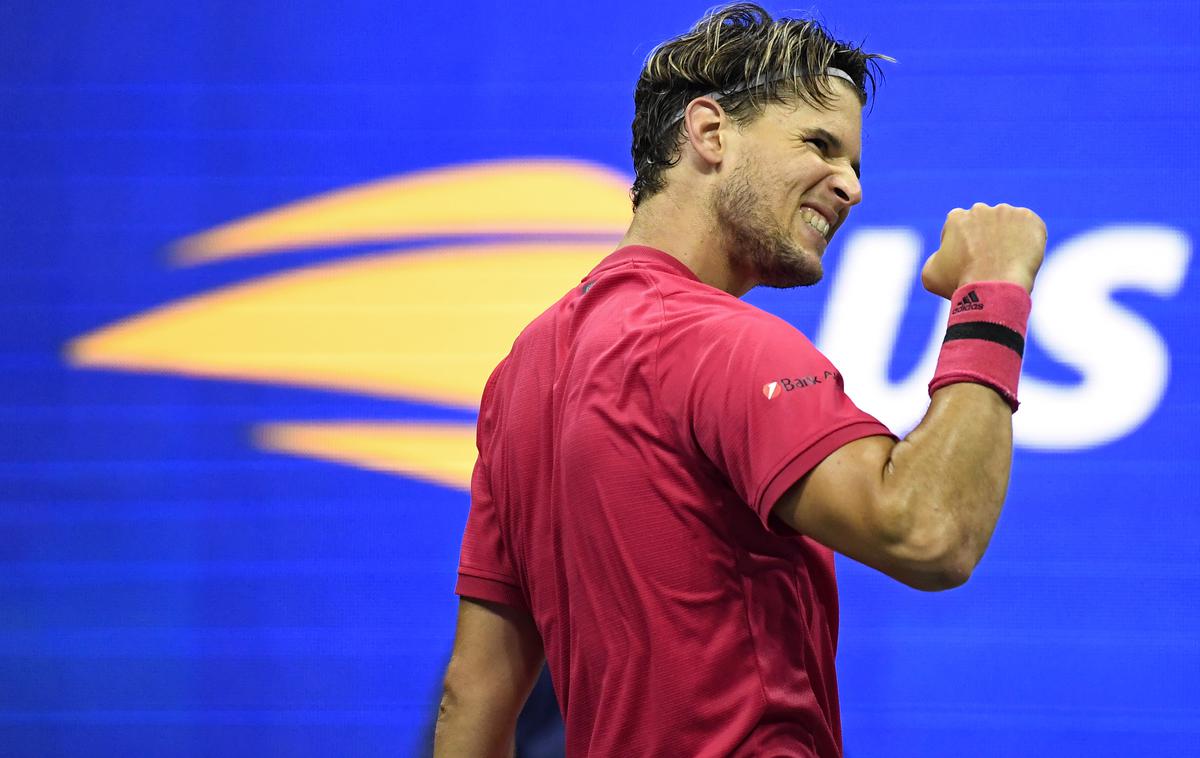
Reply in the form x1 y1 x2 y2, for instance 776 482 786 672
756 162 801 205
796 155 832 190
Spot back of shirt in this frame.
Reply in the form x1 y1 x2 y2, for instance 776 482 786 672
457 247 892 757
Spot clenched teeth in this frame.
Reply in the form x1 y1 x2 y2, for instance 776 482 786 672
800 207 830 237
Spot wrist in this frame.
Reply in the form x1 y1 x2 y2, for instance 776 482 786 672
929 281 1032 411
958 269 1034 295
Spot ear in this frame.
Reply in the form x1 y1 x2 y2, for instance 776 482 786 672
682 96 727 167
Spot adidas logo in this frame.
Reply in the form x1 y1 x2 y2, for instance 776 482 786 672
951 289 984 314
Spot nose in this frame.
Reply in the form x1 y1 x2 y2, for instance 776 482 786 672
829 165 863 208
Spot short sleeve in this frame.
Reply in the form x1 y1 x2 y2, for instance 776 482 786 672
455 359 528 610
455 455 528 610
671 310 894 530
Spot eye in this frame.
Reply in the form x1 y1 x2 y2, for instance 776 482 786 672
805 138 829 154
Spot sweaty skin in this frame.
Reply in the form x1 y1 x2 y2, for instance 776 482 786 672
775 202 1045 590
624 83 1045 589
435 598 542 758
434 77 1046 752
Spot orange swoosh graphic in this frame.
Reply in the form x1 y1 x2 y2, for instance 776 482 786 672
173 158 631 265
67 242 611 407
67 158 632 489
255 421 477 490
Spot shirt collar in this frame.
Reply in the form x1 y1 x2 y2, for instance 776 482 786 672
584 245 700 283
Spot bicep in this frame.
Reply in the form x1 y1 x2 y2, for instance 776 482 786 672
444 596 545 709
773 383 1017 591
435 598 544 757
772 435 917 581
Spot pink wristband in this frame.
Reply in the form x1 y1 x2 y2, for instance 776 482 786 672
928 281 1032 411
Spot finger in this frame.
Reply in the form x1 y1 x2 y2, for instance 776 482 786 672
921 249 954 299
941 208 966 244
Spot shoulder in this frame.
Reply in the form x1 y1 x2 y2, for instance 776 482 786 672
661 288 821 360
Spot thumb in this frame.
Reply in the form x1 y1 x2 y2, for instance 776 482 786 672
921 249 955 299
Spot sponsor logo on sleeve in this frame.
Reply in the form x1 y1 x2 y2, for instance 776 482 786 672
763 370 840 399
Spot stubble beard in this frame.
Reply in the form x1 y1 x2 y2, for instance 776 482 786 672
711 160 824 290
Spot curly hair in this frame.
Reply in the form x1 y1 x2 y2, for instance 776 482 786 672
630 3 889 208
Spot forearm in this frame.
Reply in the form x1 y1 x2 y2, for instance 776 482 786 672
433 688 518 758
879 262 1034 586
434 598 544 758
779 204 1043 590
880 381 1014 586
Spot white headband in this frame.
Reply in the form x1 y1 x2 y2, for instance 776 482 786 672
666 67 857 127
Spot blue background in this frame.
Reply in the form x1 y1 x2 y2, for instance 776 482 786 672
2 1 1197 756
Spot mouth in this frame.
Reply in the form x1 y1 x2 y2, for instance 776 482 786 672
799 205 832 239
797 206 833 251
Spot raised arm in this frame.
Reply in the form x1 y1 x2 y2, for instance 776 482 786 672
433 597 545 757
773 203 1046 591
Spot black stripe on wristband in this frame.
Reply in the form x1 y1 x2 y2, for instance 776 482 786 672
944 321 1025 357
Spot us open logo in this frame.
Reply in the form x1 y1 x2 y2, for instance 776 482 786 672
64 158 1191 457
64 158 633 489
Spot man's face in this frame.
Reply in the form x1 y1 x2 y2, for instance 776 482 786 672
711 81 864 289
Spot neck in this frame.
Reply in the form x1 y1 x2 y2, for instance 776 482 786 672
617 190 756 297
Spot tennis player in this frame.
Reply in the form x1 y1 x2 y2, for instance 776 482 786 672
435 4 1045 756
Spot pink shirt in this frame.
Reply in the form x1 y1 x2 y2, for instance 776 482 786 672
457 246 892 757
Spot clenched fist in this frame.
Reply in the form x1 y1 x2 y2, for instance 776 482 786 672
921 203 1047 298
